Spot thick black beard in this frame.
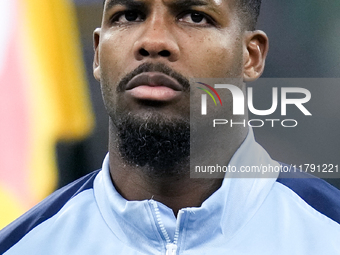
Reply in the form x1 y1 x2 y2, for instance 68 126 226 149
115 114 190 178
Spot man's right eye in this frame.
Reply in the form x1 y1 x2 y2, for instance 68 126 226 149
112 10 145 23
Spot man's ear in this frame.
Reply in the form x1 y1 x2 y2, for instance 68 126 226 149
93 28 101 81
243 30 269 82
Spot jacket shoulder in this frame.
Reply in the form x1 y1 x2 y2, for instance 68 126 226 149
277 164 340 224
0 170 100 254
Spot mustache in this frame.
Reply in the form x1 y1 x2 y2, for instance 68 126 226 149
116 62 191 92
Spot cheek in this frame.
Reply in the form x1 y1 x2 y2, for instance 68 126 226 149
99 33 134 82
181 33 243 78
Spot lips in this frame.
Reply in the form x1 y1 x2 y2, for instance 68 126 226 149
125 72 183 101
125 72 183 91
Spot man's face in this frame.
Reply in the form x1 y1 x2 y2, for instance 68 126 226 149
94 0 245 123
93 0 252 172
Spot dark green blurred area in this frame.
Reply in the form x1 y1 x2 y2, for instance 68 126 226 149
57 0 340 189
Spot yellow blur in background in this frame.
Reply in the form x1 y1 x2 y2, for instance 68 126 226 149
0 0 94 229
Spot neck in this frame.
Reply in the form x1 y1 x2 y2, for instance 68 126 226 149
108 118 248 216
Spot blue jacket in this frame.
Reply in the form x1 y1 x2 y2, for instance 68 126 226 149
1 130 340 254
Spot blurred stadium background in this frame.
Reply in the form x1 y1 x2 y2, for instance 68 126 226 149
1 0 340 228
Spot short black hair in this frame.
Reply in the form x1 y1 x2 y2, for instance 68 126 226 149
237 0 262 30
102 0 261 30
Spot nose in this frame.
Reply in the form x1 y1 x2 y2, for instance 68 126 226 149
133 18 180 62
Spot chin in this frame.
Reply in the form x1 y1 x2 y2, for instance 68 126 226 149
113 111 190 176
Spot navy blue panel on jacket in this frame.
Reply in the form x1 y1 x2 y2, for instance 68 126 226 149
277 164 340 224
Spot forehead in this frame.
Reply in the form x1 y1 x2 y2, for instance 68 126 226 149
104 0 234 12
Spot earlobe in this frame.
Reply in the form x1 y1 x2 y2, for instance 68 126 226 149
93 28 101 81
243 30 269 82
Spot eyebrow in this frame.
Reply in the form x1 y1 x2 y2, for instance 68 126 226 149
167 0 209 9
105 0 146 12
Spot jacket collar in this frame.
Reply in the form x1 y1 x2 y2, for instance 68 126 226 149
94 129 279 252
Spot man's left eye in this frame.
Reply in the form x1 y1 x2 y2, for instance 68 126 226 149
179 12 210 25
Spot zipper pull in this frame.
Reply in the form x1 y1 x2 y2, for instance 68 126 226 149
166 243 178 255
